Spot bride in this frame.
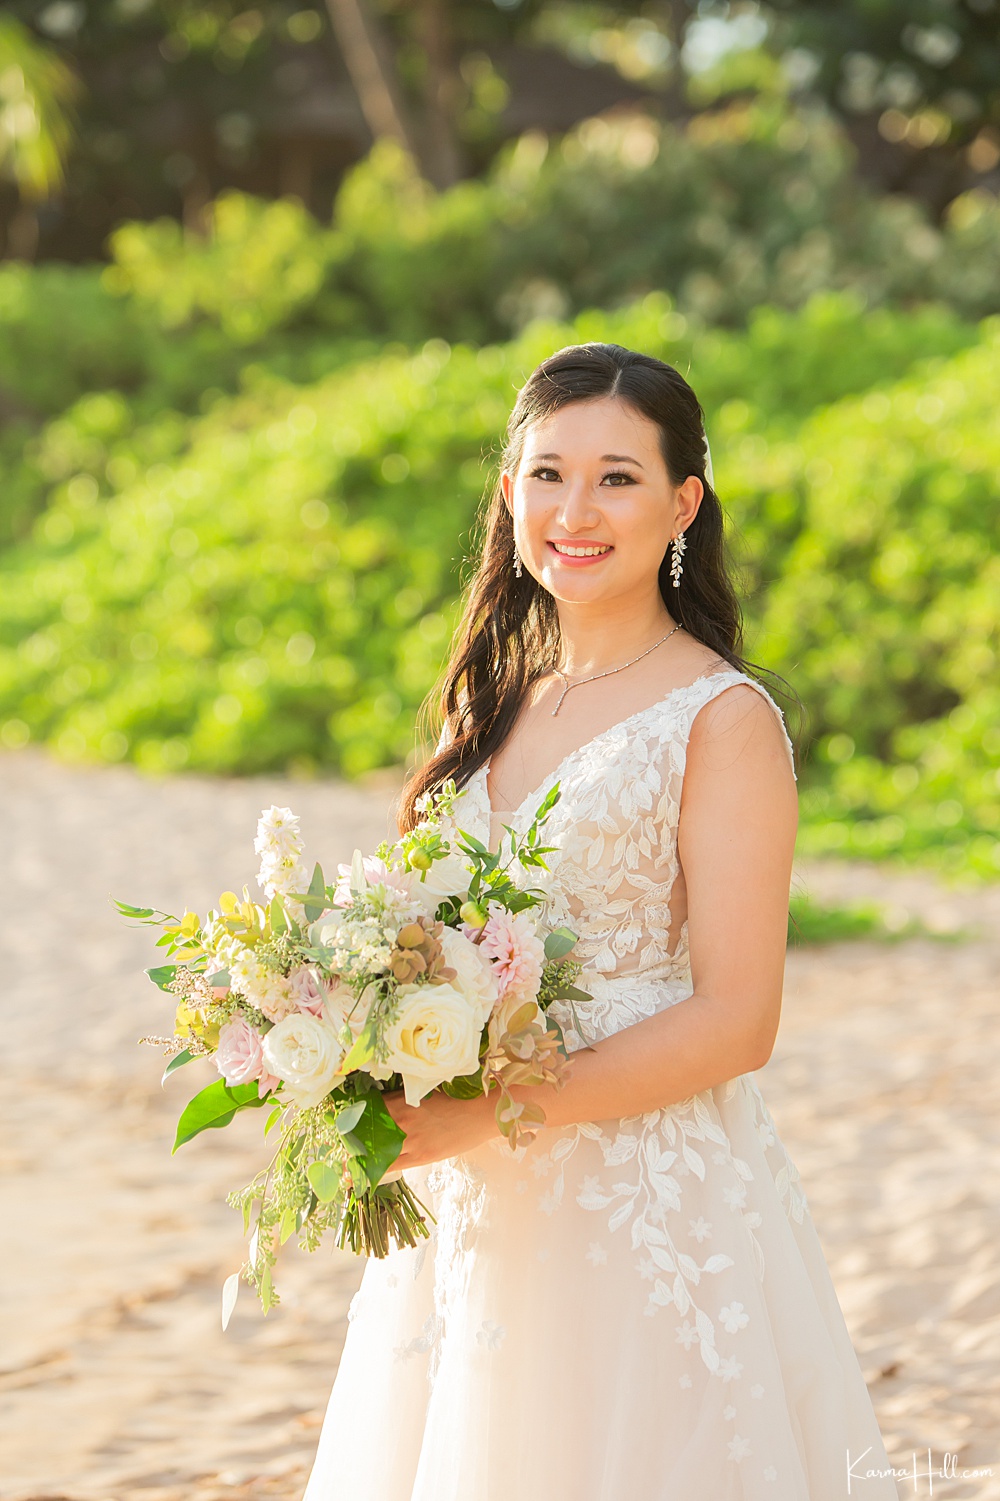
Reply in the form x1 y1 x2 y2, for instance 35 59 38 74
304 342 900 1498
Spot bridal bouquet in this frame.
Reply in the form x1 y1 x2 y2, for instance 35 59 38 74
118 780 590 1315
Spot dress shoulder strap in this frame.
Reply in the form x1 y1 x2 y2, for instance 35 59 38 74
679 668 798 783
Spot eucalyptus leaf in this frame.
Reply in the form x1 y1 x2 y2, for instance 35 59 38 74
543 927 578 960
260 1264 274 1315
335 1098 367 1134
306 1159 341 1202
221 1272 240 1331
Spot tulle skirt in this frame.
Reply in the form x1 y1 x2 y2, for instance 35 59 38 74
303 1070 899 1500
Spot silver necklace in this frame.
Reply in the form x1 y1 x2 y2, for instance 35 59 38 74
548 623 682 717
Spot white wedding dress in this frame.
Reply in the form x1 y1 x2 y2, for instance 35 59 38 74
304 668 900 1500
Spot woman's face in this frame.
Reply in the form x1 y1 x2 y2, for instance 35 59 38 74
500 395 704 609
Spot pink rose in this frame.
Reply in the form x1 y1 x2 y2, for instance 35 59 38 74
215 1014 280 1097
289 965 327 1017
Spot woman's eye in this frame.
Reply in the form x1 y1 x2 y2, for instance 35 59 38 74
602 470 636 486
529 467 560 482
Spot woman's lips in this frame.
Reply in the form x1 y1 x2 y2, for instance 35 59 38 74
545 540 614 567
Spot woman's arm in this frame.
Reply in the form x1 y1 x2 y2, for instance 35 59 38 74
385 684 799 1167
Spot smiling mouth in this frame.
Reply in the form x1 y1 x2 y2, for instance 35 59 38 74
549 541 613 558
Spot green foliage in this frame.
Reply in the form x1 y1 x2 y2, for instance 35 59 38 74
95 99 1000 354
726 321 1000 877
0 289 996 869
0 262 995 877
0 15 78 198
172 1077 267 1152
106 192 337 345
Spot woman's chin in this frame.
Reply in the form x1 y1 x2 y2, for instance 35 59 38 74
538 566 623 604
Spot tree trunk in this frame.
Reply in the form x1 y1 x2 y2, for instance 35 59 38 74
323 0 421 162
415 0 465 188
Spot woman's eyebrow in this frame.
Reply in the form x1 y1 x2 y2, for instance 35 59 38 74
530 452 645 467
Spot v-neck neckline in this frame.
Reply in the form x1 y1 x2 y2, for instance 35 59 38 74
478 665 741 827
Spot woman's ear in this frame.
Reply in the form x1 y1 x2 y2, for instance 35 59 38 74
676 474 704 532
500 469 514 515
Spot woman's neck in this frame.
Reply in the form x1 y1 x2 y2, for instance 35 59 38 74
552 596 678 677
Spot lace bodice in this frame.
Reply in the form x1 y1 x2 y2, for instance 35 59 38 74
447 668 797 1051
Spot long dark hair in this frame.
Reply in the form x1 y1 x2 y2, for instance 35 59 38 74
398 341 800 833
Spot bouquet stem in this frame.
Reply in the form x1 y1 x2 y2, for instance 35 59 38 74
336 1176 436 1258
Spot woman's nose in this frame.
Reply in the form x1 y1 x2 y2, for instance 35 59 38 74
554 479 601 531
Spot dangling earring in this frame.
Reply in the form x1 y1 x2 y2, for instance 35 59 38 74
669 531 686 588
513 543 523 580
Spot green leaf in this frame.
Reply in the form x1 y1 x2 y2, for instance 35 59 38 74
440 1069 484 1099
346 1155 371 1195
306 1159 342 1202
260 1263 274 1315
554 984 592 1004
339 1016 379 1073
221 1272 240 1331
172 1079 266 1152
305 862 327 921
334 1098 366 1134
147 963 183 992
350 1090 405 1185
114 899 156 920
543 927 578 961
264 1102 284 1136
269 895 288 936
161 1048 196 1084
279 1206 298 1244
534 783 561 821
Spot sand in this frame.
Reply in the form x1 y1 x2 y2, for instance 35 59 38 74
1 748 997 1500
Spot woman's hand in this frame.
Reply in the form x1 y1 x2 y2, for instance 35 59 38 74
382 1087 500 1171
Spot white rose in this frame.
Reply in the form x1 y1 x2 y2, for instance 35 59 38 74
262 1012 345 1110
415 851 473 902
384 981 483 1107
311 911 346 948
323 979 376 1044
438 925 498 1025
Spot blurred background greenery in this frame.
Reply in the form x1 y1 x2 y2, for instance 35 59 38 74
0 1 997 880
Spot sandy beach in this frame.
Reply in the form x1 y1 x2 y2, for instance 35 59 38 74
1 748 998 1500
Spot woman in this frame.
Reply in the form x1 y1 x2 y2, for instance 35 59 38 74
304 343 900 1499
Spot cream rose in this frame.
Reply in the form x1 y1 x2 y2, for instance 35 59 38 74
384 981 483 1106
261 1012 345 1109
414 850 474 902
438 925 498 1025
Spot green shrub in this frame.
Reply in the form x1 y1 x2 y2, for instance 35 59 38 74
728 321 1000 877
105 98 1000 355
0 290 996 880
